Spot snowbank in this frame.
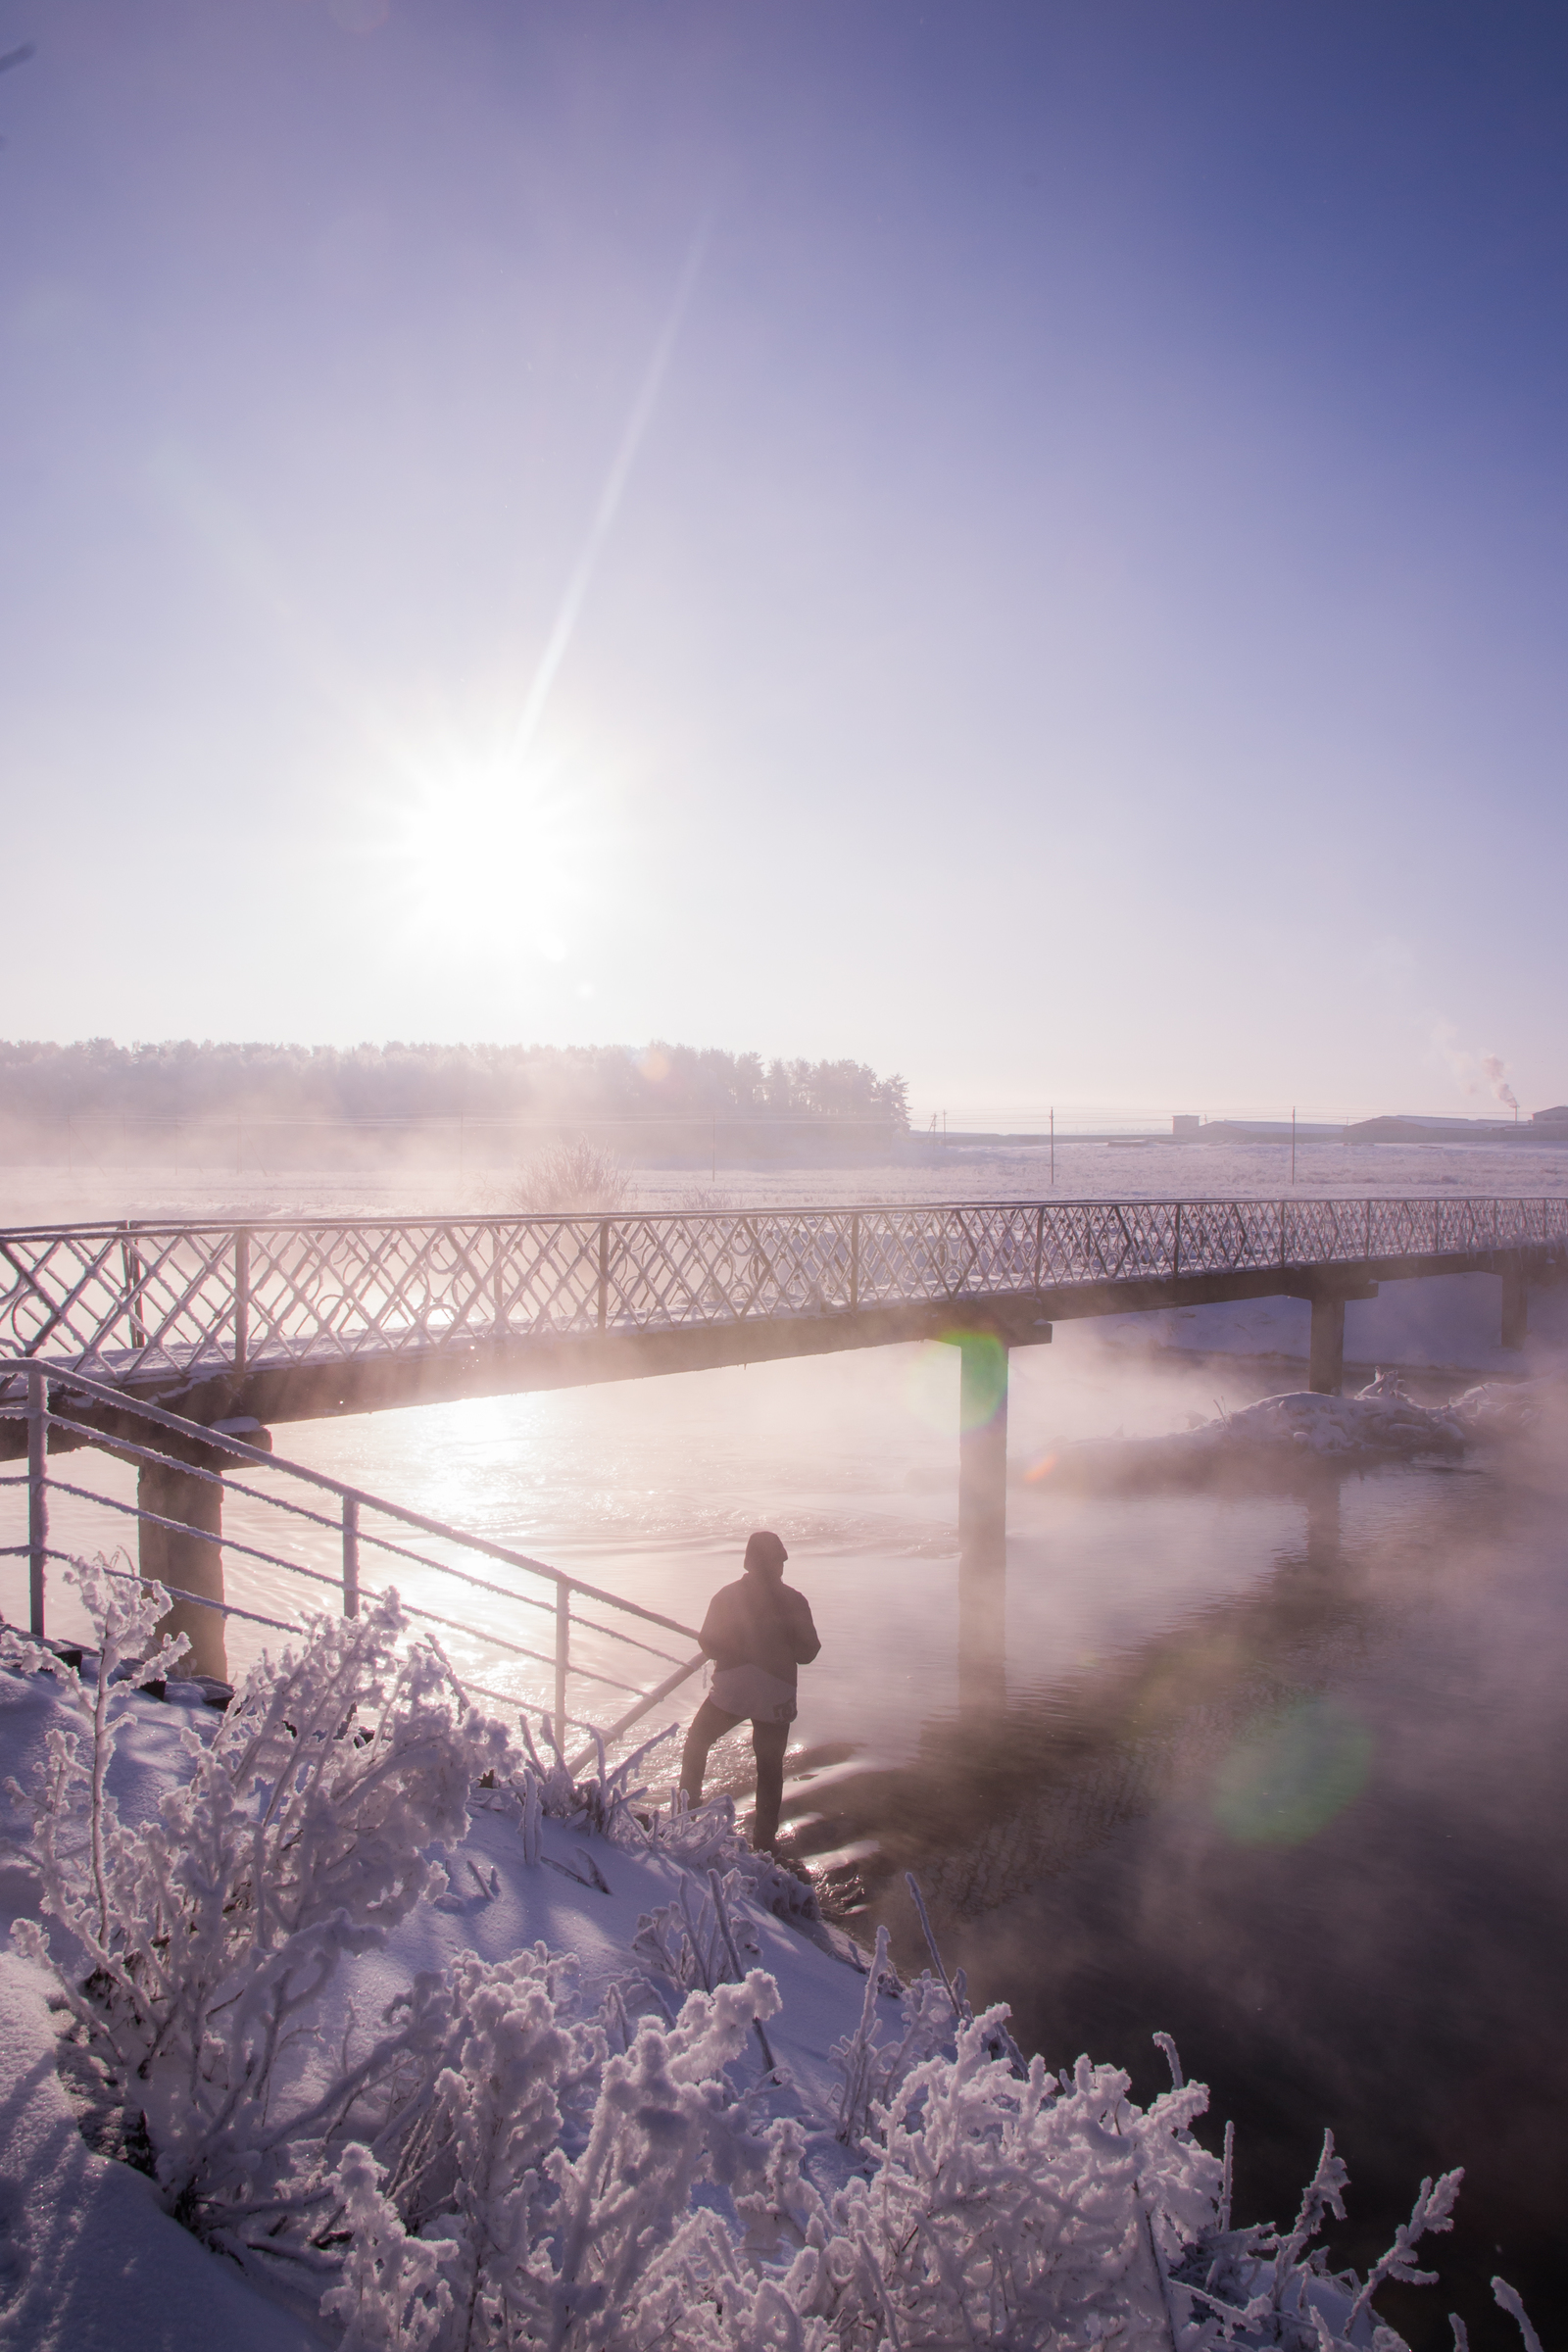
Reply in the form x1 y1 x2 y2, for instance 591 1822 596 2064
0 1620 902 2347
1020 1372 1544 1493
1197 1380 1465 1460
0 1574 1533 2352
0 1947 318 2352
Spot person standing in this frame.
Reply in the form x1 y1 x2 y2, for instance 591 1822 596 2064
679 1530 820 1851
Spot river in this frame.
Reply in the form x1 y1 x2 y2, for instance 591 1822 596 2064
10 1151 1566 2349
184 1334 1568 2344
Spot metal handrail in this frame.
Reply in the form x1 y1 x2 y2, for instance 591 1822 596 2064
0 1200 1223 1236
0 1358 704 1759
2 1198 1563 1399
2 1188 1562 1237
0 1359 695 1637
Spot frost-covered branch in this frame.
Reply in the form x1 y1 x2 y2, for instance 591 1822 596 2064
7 1572 505 2268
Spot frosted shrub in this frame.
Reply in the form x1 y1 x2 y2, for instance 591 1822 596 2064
371 1943 604 2347
632 1873 760 1996
503 1138 633 1217
320 2143 455 2352
1 1554 190 1960
535 1971 789 2348
7 1562 505 2272
514 1716 676 1842
1170 2114 1469 2352
829 1924 952 2147
794 2022 1221 2347
324 1961 798 2352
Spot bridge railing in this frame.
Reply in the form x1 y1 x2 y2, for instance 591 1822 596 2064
1 1197 1564 1387
0 1358 704 1768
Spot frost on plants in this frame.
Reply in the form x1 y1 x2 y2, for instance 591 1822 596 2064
510 1715 678 1845
319 2142 455 2352
0 1563 1517 2352
828 1923 952 2147
631 1872 760 1995
1170 2118 1468 2352
324 1959 801 2352
5 1560 505 2273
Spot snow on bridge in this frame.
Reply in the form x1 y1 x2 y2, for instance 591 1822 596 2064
1 1195 1561 1441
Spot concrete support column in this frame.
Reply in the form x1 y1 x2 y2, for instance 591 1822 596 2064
1308 1294 1346 1396
1303 1478 1343 1572
956 1333 1008 1714
1501 1263 1529 1350
138 1447 228 1680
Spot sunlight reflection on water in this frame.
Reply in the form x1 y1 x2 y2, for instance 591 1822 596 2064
19 1322 1568 2345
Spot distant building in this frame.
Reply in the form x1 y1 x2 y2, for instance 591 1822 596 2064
1532 1105 1568 1125
1172 1114 1200 1137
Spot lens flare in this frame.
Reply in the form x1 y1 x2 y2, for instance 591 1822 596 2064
953 1331 1007 1432
900 1342 958 1435
1210 1697 1372 1846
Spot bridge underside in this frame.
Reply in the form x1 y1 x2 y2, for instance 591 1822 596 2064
7 1245 1545 1460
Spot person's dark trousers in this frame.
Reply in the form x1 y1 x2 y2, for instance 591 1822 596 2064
680 1697 792 1849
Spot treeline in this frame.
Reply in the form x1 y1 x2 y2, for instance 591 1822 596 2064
0 1040 909 1132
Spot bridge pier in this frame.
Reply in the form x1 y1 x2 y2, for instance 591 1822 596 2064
137 1438 230 1680
1308 1294 1346 1396
1501 1263 1529 1350
956 1334 1008 1714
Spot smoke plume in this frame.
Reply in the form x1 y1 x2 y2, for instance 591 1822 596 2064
1480 1055 1519 1113
1433 1028 1520 1114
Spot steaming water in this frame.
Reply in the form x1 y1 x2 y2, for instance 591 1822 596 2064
10 1143 1567 2349
26 1324 1566 2345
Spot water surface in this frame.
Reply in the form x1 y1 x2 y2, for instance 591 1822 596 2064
23 1327 1565 2349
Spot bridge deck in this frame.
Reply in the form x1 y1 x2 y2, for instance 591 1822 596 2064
1 1196 1562 1448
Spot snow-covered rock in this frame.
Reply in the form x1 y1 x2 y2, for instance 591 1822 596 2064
1202 1379 1465 1460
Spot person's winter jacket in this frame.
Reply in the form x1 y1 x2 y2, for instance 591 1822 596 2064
698 1571 820 1692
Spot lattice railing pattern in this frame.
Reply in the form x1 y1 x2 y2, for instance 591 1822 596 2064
1 1197 1563 1386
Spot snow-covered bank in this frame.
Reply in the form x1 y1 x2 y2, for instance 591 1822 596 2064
0 1567 1542 2351
1023 1373 1552 1493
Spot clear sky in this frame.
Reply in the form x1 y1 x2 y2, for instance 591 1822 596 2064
2 0 1565 1119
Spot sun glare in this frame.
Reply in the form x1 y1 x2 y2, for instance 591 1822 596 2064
369 717 615 965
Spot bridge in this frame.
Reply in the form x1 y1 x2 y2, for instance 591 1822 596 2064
3 1195 1562 1699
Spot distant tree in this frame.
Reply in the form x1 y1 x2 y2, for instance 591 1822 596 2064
0 1039 909 1135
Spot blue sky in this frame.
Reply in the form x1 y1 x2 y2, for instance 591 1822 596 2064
2 0 1565 1119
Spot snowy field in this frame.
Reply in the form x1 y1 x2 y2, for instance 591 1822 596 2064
2 1133 1567 1230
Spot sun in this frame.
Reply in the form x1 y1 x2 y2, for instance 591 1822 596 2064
369 716 612 962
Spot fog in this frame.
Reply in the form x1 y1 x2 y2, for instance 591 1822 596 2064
6 1137 1567 2344
5 1126 1568 1230
23 1270 1568 2344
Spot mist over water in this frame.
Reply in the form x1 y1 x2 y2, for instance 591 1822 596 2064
850 1437 1568 2351
10 1143 1567 2348
28 1326 1568 2343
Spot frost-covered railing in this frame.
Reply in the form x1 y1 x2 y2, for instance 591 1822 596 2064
0 1197 1563 1388
0 1195 1560 1373
0 1359 702 1759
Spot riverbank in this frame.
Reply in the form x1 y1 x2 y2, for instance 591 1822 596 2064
0 1585 1518 2352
